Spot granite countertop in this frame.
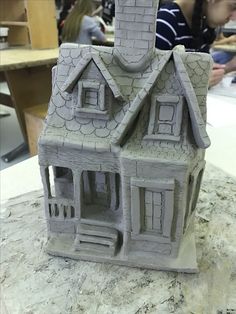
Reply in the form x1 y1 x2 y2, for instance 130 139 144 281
1 162 236 314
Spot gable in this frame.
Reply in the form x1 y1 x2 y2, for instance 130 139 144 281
62 52 123 100
111 51 211 149
80 60 106 83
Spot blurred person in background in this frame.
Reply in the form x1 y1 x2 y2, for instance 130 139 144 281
57 0 75 44
61 0 106 44
211 9 236 76
155 0 236 87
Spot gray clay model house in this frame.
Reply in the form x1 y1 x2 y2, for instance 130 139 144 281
39 0 212 272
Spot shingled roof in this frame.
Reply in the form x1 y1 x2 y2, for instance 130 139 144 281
111 51 210 149
173 52 210 148
40 43 211 156
62 52 124 101
111 51 172 145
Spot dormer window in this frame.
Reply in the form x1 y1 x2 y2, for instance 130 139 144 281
74 80 109 120
144 94 183 142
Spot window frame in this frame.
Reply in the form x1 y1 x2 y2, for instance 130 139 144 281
74 80 109 120
144 94 184 142
131 177 175 241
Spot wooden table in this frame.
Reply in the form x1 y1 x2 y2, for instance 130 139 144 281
0 47 59 141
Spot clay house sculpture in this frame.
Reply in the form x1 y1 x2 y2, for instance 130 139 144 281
39 0 212 272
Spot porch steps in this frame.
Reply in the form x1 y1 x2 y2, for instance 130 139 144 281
74 223 118 256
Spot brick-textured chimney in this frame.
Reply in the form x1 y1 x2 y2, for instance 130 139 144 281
114 0 159 64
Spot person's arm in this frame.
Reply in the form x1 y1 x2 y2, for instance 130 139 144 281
86 16 106 42
209 63 225 87
92 5 103 17
155 8 177 50
225 56 236 73
208 56 236 87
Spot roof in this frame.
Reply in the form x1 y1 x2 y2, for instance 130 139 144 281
111 51 211 149
173 52 211 148
40 44 211 156
62 52 124 100
111 51 173 145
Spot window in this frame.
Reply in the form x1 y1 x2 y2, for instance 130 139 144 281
144 189 163 233
74 80 109 119
145 94 183 141
131 178 175 239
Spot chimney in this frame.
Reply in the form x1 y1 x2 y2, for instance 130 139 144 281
114 0 159 64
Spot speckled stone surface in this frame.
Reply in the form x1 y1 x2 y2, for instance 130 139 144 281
1 163 236 313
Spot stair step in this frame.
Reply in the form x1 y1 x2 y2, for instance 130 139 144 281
77 223 118 240
74 223 119 256
77 234 116 247
74 242 114 255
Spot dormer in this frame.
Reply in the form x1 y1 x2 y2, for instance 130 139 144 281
62 53 124 120
75 76 108 120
